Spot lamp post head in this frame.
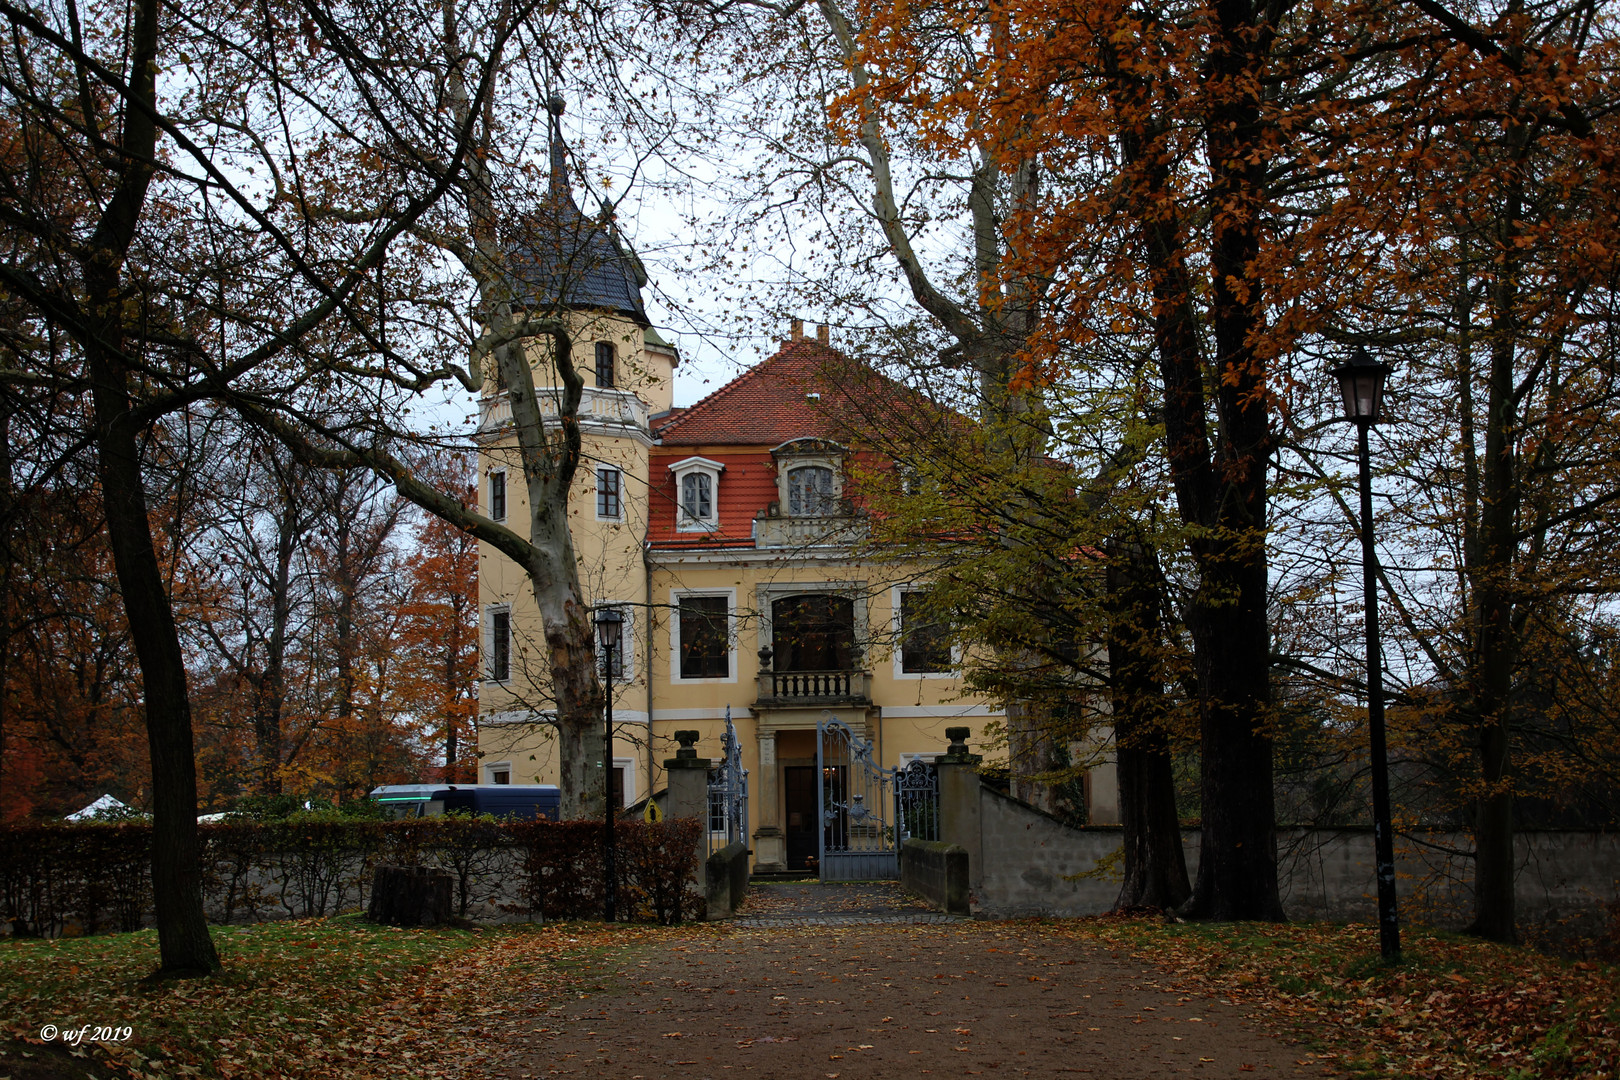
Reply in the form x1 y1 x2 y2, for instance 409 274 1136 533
1330 347 1393 425
593 606 624 640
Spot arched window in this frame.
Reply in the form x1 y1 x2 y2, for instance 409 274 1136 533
787 465 835 516
771 594 855 671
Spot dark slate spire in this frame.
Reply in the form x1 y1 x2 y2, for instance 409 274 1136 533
547 95 571 193
507 95 649 324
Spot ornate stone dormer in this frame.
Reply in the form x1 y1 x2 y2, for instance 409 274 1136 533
754 437 865 548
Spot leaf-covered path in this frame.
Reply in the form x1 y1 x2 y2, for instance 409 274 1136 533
487 884 1341 1079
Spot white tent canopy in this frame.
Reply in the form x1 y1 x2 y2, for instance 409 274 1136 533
64 794 133 821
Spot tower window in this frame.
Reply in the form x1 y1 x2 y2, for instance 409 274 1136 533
597 467 622 520
489 470 507 522
595 342 616 388
488 608 511 682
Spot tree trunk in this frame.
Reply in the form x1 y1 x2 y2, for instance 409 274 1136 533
368 864 452 926
528 536 605 820
87 361 220 974
1466 165 1526 943
76 0 219 976
1107 541 1190 911
1006 700 1063 813
1102 4 1283 921
253 494 300 796
0 405 13 816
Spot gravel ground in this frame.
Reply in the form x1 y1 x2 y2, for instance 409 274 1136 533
489 885 1344 1080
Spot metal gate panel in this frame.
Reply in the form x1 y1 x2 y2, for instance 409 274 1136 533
817 714 900 880
707 707 748 855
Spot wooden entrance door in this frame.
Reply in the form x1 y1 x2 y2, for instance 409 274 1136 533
783 766 818 870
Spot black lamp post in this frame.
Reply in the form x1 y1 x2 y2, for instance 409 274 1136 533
1330 347 1400 963
594 606 623 924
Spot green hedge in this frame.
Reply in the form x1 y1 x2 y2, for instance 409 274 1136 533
0 817 704 936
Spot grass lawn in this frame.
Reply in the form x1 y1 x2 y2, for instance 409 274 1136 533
0 916 644 1080
1 914 1615 1079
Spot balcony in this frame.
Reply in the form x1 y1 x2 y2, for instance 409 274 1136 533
755 669 872 707
478 387 649 439
753 502 868 549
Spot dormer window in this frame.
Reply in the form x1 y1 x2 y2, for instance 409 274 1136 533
771 438 847 518
594 341 616 388
788 465 836 516
682 473 711 520
670 456 725 532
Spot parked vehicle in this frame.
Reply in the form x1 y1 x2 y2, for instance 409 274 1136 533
368 784 561 821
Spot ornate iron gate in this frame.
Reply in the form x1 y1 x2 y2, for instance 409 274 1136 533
816 714 939 880
707 707 748 855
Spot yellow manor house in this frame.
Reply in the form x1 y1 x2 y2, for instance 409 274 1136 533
473 117 1114 873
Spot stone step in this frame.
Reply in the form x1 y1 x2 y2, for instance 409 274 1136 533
749 870 819 882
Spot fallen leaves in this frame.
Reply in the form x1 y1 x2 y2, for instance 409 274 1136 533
1057 917 1620 1080
0 916 653 1080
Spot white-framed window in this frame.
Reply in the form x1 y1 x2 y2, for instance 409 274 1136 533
485 604 512 683
899 463 939 497
595 604 635 683
670 456 724 532
893 586 954 677
487 762 512 784
669 588 737 684
596 466 622 521
488 468 507 522
898 751 941 769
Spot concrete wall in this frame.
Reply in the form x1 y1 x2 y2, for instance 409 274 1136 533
963 782 1620 931
705 840 750 920
901 839 969 915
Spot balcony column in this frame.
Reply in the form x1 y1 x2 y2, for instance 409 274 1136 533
751 729 786 872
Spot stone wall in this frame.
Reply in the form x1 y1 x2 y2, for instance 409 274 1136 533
900 839 969 915
705 840 750 919
946 762 1620 932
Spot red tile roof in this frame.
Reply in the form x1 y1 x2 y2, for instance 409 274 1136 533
647 449 778 548
655 339 845 446
647 337 953 551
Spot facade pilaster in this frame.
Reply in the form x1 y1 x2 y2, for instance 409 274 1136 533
751 729 785 871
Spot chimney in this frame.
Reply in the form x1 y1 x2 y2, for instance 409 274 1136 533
816 323 830 346
790 318 804 342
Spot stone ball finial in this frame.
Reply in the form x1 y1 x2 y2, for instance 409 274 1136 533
547 94 566 117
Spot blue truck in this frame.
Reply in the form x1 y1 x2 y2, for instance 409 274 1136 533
368 784 561 821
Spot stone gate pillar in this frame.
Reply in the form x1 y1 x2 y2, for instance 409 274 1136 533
665 730 710 880
936 726 983 893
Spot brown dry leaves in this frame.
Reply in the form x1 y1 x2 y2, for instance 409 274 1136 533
1061 916 1620 1079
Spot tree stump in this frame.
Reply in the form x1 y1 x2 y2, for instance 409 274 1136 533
368 864 453 926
